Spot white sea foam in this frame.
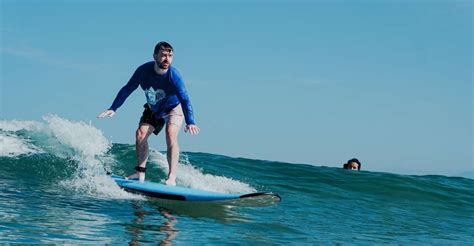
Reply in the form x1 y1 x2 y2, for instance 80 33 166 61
63 170 142 200
43 114 110 157
1 116 138 199
0 133 43 157
0 119 44 132
149 150 256 194
39 115 138 199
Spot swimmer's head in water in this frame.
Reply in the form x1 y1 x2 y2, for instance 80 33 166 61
344 158 361 170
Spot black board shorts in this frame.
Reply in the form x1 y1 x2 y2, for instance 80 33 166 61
139 104 165 135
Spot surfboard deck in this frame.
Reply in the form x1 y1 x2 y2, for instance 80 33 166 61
111 175 281 202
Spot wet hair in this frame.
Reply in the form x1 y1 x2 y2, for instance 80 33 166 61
344 158 361 170
154 41 173 54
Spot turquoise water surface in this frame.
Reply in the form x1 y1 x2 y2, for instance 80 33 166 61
1 116 473 244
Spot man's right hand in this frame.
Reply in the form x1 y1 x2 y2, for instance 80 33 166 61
97 109 115 118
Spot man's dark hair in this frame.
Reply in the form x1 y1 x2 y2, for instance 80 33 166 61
154 41 173 54
343 158 361 170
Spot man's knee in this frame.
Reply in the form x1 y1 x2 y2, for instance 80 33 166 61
166 125 179 145
136 128 150 142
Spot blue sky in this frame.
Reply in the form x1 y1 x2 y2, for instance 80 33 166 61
1 0 472 176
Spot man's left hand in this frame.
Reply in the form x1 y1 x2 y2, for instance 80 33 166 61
185 124 200 135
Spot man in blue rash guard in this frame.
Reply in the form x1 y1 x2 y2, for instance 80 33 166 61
98 41 200 185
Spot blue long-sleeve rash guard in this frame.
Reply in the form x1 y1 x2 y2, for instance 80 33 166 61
109 61 195 125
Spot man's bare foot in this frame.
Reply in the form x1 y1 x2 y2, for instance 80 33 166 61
125 172 139 180
125 172 145 181
165 177 176 186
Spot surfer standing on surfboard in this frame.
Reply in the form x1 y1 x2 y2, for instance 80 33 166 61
98 41 200 185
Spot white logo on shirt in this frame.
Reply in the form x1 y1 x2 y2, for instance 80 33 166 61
145 87 166 105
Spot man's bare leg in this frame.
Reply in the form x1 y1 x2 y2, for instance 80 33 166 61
126 124 155 181
165 123 180 185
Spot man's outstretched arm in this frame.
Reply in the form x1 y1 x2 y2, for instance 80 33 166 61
97 67 141 119
170 69 200 135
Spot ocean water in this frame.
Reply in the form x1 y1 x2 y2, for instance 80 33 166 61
0 115 473 244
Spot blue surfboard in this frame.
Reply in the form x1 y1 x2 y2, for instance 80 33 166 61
111 175 281 202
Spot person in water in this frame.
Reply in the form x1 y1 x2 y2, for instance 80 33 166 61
98 41 200 185
343 158 361 170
